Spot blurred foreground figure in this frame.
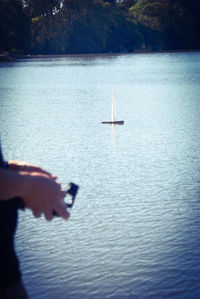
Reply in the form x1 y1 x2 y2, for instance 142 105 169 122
0 144 70 298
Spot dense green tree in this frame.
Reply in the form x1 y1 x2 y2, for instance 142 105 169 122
130 0 197 50
119 0 137 9
23 0 61 17
31 15 67 54
0 0 30 53
1 0 199 55
103 0 116 5
103 6 143 52
177 0 200 47
30 0 143 54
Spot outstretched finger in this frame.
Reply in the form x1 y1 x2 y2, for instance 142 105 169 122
44 209 54 221
33 210 42 218
53 202 70 220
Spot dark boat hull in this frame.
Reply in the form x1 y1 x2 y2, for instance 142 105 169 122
102 120 124 125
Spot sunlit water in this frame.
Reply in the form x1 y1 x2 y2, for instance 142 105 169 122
0 52 200 299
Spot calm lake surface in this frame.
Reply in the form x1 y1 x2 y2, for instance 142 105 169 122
0 52 200 299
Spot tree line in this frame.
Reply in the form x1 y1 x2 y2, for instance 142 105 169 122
0 0 200 55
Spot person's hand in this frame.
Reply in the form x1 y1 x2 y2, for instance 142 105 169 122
8 160 57 179
20 171 70 221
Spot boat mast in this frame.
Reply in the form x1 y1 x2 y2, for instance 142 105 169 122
111 89 115 122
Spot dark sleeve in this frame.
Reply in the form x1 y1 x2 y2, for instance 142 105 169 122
0 142 22 287
0 143 8 169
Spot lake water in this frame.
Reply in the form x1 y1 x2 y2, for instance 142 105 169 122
0 52 200 299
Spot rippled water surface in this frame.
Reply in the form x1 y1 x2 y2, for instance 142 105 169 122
0 52 200 298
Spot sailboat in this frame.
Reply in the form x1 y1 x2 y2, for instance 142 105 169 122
102 90 124 125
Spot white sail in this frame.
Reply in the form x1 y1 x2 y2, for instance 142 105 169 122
111 89 115 122
102 88 124 125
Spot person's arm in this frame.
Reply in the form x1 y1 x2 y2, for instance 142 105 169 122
0 167 70 221
0 167 27 200
7 160 57 179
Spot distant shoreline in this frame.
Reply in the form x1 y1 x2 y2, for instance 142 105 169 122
1 49 200 61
